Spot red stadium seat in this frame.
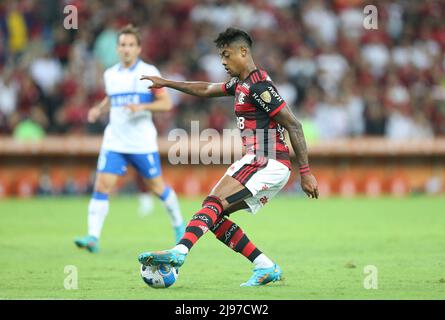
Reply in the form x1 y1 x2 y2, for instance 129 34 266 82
363 174 383 197
0 174 11 198
386 173 410 197
338 175 358 198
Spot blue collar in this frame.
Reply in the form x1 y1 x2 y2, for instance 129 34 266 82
119 59 140 72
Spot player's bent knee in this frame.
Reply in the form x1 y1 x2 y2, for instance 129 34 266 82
202 195 226 212
94 174 117 194
145 177 165 196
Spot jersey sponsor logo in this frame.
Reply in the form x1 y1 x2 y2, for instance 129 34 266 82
226 78 238 90
252 92 271 112
109 93 153 107
260 90 272 103
267 86 283 103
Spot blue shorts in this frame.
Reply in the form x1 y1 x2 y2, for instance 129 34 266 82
97 150 162 179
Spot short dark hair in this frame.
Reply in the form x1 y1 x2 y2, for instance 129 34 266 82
214 27 253 49
118 24 141 46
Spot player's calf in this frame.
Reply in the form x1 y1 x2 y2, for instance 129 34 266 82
176 195 224 251
138 196 224 267
211 217 262 262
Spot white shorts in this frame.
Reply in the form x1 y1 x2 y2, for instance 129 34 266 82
225 154 291 214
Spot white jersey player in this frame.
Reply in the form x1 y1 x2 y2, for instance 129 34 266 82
74 25 185 253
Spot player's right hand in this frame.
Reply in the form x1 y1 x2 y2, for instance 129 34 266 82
301 174 319 199
87 106 101 123
140 75 166 89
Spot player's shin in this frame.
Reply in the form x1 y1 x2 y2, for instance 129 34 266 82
176 196 224 252
211 217 269 265
87 191 110 239
158 186 183 227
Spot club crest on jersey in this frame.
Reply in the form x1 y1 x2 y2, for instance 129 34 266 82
260 196 269 205
260 91 272 103
238 92 246 104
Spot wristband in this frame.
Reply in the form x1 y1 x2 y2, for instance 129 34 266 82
299 164 311 176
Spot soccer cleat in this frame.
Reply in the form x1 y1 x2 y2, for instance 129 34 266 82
174 223 186 244
138 249 186 268
74 235 99 253
240 264 282 287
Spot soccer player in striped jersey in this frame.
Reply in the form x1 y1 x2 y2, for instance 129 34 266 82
74 25 185 253
138 28 318 286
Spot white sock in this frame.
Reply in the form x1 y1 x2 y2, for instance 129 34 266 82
87 198 109 239
173 244 189 255
253 254 274 269
138 193 154 216
160 188 183 227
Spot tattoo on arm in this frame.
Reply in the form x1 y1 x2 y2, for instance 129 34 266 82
287 121 309 167
273 105 309 167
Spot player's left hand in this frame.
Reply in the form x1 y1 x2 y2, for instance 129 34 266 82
125 104 145 113
301 174 319 199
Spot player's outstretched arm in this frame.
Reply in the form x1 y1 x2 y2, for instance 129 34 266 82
88 97 110 123
140 75 227 98
273 106 319 199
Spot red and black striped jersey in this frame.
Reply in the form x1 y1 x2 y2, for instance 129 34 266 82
221 69 291 169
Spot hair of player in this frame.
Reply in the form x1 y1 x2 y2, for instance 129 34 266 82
118 24 141 46
214 27 253 49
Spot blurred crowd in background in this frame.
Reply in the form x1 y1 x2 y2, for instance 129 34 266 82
1 0 445 141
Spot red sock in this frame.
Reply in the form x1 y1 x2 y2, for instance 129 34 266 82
211 217 262 262
178 196 223 250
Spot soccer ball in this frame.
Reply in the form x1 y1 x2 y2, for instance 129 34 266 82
140 264 178 288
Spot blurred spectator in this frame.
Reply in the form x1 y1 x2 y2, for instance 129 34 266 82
1 2 29 58
361 32 390 78
29 49 63 96
93 17 119 69
316 44 349 95
55 88 89 133
0 69 18 126
0 0 443 139
302 0 339 45
314 94 349 140
13 118 45 141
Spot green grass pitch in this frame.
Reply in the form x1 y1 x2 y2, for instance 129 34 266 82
0 196 444 299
